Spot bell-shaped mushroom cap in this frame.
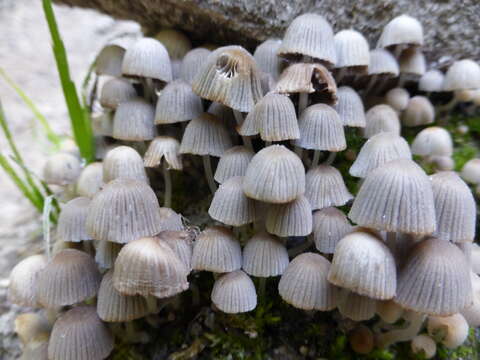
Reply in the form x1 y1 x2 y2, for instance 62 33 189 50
37 249 101 308
154 79 203 124
305 165 353 210
461 272 480 327
157 230 193 271
86 179 162 244
209 176 256 226
334 86 366 127
367 49 399 77
95 39 130 77
338 290 377 321
180 48 212 85
349 132 412 178
57 197 92 243
349 159 436 234
43 152 81 186
328 229 396 299
364 104 400 138
97 270 149 322
103 145 148 183
253 39 282 80
76 162 103 198
430 171 476 243
411 126 453 157
278 13 336 66
154 29 191 59
385 87 410 112
99 78 136 110
242 231 289 277
180 112 232 157
411 334 437 359
121 37 172 83
113 236 189 298
427 313 469 349
279 252 338 311
239 93 299 141
192 226 242 273
95 241 122 270
334 29 369 71
402 96 434 127
243 145 305 204
377 14 424 48
399 48 426 76
144 136 182 170
443 59 480 91
461 158 480 184
275 63 337 105
395 237 472 315
192 45 263 112
9 254 47 307
211 270 257 313
48 305 113 360
265 195 312 237
294 104 346 151
419 69 445 92
312 207 352 254
214 146 254 184
112 98 156 141
158 207 184 231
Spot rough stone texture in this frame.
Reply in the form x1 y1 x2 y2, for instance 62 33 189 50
54 0 480 65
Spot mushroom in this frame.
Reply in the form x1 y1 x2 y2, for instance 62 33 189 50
365 49 399 94
312 207 352 254
411 126 453 157
9 254 47 307
211 270 257 314
157 230 193 272
385 87 410 112
461 158 480 185
43 152 81 187
99 77 136 110
76 162 103 198
214 146 254 184
411 334 436 359
334 29 370 82
57 197 92 243
376 14 424 55
265 195 313 237
103 145 148 183
112 97 156 141
427 313 469 348
363 104 401 138
338 289 377 321
419 69 445 94
253 38 283 82
180 47 212 85
334 86 366 127
401 96 435 127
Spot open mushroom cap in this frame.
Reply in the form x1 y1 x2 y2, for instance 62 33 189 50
103 145 148 183
180 47 212 85
279 252 338 311
179 112 232 157
334 86 366 127
37 249 101 308
209 176 257 226
57 197 92 243
349 132 411 178
113 236 189 298
334 29 370 72
349 159 436 234
97 270 149 322
154 79 203 124
86 178 162 244
48 305 114 360
112 97 156 141
192 226 242 273
214 146 254 184
443 59 480 91
419 69 445 92
305 164 353 210
242 231 289 278
211 270 257 314
239 92 299 141
243 145 305 204
312 207 352 254
192 45 263 112
277 13 336 66
430 171 476 243
265 195 313 237
377 14 424 48
411 126 453 157
364 104 401 138
395 237 472 316
9 254 47 308
144 136 182 170
294 103 346 151
121 37 172 83
328 229 396 300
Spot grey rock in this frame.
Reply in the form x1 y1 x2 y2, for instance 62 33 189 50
54 0 480 64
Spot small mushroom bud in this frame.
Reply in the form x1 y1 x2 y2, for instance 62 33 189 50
349 325 374 355
411 334 436 359
427 313 469 349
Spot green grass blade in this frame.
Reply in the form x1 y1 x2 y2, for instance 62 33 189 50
0 68 63 149
42 0 95 163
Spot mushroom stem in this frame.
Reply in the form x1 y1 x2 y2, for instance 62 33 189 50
146 295 158 314
365 75 378 95
233 110 253 150
298 92 308 115
294 145 303 159
202 155 217 194
311 150 321 168
162 162 172 208
397 73 407 88
336 68 347 84
386 232 397 256
324 152 337 165
288 237 312 258
376 312 426 348
258 277 267 302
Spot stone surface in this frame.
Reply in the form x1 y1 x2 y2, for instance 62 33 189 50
54 0 480 65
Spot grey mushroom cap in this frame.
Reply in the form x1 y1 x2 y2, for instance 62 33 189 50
368 49 399 77
57 197 92 243
214 146 254 184
103 145 148 183
334 86 366 127
211 270 257 314
180 47 212 85
9 254 47 308
312 207 353 254
253 38 283 80
112 97 156 141
99 77 136 110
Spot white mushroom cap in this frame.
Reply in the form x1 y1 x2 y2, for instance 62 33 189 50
364 104 401 138
368 49 399 77
211 270 257 314
103 146 148 183
419 69 445 92
427 314 469 349
334 86 366 127
461 158 480 184
385 87 410 112
401 96 435 127
334 29 370 70
443 59 480 91
377 14 424 48
411 126 453 157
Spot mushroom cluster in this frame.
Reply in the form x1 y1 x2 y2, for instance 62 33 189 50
8 14 480 359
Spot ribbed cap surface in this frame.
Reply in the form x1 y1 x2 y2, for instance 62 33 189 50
211 270 257 313
334 29 369 70
180 48 212 84
364 104 400 138
144 136 182 170
334 86 366 127
9 254 47 307
338 289 376 321
57 197 92 243
265 195 312 237
368 49 399 77
103 146 148 183
99 77 136 110
157 230 193 272
112 98 156 141
214 146 254 184
305 165 352 210
253 39 282 80
312 207 352 254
